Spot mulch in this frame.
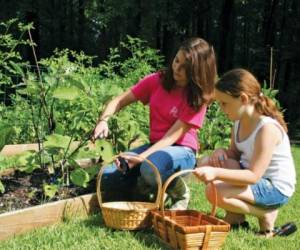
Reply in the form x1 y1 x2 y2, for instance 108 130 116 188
0 168 95 214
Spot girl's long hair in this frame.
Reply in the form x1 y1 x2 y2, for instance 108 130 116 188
216 68 288 132
161 38 217 111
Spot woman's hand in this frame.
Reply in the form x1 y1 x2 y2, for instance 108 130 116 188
115 154 143 172
91 90 137 142
208 148 227 168
194 167 217 182
92 120 109 141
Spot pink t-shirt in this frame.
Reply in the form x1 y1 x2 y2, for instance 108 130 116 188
131 72 207 151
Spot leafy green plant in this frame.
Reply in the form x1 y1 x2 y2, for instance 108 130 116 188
198 102 232 152
0 28 163 198
0 19 32 150
0 19 31 88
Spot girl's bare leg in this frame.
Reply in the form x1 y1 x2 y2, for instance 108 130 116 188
198 156 279 232
198 157 247 224
206 182 278 232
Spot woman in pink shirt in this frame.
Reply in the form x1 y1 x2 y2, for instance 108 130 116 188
93 38 217 209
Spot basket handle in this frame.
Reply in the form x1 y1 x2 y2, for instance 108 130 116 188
96 153 162 208
159 169 217 217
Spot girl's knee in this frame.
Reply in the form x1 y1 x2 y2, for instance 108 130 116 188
196 156 210 167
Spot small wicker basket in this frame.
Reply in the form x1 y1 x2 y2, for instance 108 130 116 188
96 154 162 230
151 169 230 250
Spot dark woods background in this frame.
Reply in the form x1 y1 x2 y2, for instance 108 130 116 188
1 0 300 138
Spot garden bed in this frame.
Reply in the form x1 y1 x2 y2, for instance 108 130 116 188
0 166 95 213
0 144 100 240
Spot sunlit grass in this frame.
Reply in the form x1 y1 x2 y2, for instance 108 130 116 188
0 146 299 250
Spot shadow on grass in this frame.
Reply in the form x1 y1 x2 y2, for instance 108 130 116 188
80 212 168 249
130 228 169 250
80 212 105 228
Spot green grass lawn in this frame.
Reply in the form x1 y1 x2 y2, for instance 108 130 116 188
0 146 299 250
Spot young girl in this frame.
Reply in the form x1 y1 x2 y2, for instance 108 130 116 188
195 68 296 237
93 38 217 209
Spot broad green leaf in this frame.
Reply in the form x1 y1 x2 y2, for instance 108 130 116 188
52 86 81 100
65 75 86 91
18 163 40 173
95 140 114 162
67 158 81 169
70 168 90 187
44 134 72 150
16 150 36 165
16 150 40 173
0 123 15 151
43 183 58 199
0 180 5 194
85 165 100 179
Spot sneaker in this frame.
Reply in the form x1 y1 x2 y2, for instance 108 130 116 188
166 176 190 210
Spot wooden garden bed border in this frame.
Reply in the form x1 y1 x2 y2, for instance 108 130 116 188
0 193 99 241
0 143 100 241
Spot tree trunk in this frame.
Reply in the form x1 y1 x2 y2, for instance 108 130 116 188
59 3 66 48
275 0 287 90
242 3 250 68
69 0 75 50
197 0 212 40
139 0 157 47
78 0 85 51
218 0 235 73
263 0 279 47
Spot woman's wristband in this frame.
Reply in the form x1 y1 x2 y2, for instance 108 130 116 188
97 114 110 123
98 119 108 123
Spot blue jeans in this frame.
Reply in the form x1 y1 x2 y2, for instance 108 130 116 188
100 144 196 202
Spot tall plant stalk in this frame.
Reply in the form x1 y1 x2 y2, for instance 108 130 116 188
28 29 55 134
28 29 56 169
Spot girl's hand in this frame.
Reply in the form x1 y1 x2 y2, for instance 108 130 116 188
92 120 109 141
194 167 217 182
209 148 227 168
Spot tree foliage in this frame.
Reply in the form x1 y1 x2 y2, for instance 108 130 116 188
0 0 299 136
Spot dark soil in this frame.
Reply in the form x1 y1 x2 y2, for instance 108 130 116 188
0 168 95 214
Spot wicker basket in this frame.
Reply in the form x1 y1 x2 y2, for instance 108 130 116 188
151 169 230 250
96 154 162 230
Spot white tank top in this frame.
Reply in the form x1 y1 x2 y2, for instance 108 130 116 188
234 116 296 197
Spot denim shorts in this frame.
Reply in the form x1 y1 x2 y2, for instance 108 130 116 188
250 178 289 209
239 162 289 209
